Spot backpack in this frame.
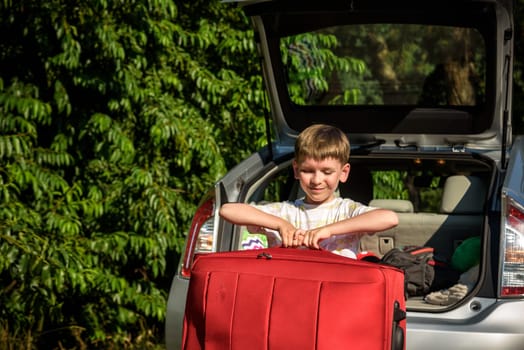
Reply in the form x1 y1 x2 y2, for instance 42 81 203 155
380 247 435 298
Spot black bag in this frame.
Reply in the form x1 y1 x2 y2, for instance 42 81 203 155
380 247 435 297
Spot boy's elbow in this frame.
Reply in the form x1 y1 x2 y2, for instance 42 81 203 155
388 210 399 228
219 203 233 219
219 203 246 222
376 209 398 228
218 203 231 218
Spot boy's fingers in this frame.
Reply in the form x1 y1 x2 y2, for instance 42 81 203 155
304 230 320 249
296 232 305 246
283 230 296 247
301 230 312 247
290 230 303 247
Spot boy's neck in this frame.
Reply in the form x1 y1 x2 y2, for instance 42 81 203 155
303 195 336 205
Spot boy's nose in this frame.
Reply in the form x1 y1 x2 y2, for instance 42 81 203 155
311 171 323 183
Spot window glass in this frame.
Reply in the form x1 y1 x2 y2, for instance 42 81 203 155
280 24 485 107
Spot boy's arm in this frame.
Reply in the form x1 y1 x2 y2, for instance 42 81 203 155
301 208 398 249
219 203 298 247
328 208 399 234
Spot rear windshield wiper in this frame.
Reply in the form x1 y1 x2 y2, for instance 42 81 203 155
352 139 386 154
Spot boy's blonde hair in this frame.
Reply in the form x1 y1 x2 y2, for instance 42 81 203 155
294 124 350 164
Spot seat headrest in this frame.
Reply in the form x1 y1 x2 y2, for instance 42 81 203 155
440 175 486 214
369 199 414 213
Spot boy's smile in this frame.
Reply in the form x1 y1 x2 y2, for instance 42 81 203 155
293 157 350 204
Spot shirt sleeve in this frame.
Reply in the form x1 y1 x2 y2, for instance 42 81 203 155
344 198 377 217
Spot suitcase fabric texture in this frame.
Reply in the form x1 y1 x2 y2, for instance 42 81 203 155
182 247 406 350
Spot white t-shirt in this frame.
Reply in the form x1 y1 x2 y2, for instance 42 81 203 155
252 197 376 258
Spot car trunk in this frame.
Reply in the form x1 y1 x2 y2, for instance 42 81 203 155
225 149 495 309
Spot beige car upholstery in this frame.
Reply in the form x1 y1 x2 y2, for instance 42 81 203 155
360 175 485 261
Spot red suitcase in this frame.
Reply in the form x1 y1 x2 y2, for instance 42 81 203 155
182 247 406 350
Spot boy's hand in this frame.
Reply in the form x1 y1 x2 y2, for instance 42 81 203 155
301 228 331 249
278 222 301 247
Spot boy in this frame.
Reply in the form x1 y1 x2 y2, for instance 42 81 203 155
219 124 398 258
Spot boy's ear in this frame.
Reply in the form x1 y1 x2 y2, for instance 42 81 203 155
339 163 350 183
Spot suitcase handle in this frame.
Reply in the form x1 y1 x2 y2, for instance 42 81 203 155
257 252 272 259
392 300 406 350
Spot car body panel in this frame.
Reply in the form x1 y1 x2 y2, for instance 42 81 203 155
503 136 524 209
407 298 524 350
165 276 188 350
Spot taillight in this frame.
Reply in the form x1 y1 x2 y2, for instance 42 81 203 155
180 195 216 278
500 195 524 297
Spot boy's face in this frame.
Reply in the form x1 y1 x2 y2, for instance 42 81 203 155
293 156 350 204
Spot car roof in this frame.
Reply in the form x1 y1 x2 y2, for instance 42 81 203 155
229 0 514 152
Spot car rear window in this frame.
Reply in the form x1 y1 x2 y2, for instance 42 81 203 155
280 23 486 107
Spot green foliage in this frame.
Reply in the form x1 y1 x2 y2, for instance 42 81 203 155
281 33 367 105
0 0 265 348
372 171 409 200
372 171 442 212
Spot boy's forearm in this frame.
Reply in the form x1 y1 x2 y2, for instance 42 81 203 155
219 203 286 231
326 209 398 236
